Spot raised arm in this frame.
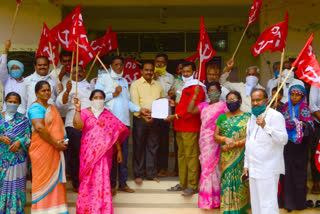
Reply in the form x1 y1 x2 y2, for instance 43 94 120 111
0 41 10 84
187 85 200 114
73 97 84 130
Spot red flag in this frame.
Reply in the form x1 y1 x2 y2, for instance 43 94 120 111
123 58 141 86
51 5 95 67
291 34 320 88
251 13 289 56
185 53 199 63
195 17 215 84
36 23 59 66
247 0 263 26
16 0 22 4
315 140 320 172
90 26 118 57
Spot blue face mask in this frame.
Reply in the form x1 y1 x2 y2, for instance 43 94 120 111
251 103 266 117
274 71 280 78
10 69 23 79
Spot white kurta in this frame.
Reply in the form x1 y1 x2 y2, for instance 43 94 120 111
157 71 175 97
309 85 320 123
244 108 288 214
18 72 58 115
219 70 264 112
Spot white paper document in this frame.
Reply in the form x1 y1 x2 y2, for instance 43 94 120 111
151 98 169 119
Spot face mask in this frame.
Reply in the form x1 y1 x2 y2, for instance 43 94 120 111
274 71 280 78
281 69 294 83
91 100 105 118
6 103 19 114
10 69 23 79
251 103 266 117
154 66 167 76
208 90 221 102
245 76 259 96
227 100 240 112
182 75 193 83
178 75 183 81
110 69 123 79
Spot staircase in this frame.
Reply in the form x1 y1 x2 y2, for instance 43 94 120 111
25 179 320 214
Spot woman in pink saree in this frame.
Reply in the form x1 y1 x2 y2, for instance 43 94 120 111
73 89 130 214
188 82 228 209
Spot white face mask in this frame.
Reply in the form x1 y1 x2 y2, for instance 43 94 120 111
182 75 193 83
281 69 294 83
110 69 123 79
91 99 105 118
245 76 259 96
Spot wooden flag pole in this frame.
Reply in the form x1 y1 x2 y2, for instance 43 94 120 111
75 37 79 97
85 51 101 80
277 48 285 88
232 24 249 59
197 41 203 85
8 2 21 41
117 48 120 56
262 66 295 117
96 55 117 86
48 41 60 82
69 46 75 80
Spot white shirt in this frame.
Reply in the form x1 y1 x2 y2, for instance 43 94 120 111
50 66 70 88
18 71 59 114
220 70 264 112
220 86 229 102
157 71 175 97
56 80 92 128
244 108 288 179
266 77 278 98
309 86 320 123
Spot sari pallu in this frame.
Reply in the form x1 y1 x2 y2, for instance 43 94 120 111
76 109 130 214
28 104 68 214
0 113 30 214
198 101 228 209
218 113 250 214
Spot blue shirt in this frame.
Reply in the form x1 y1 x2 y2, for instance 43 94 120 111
95 77 140 126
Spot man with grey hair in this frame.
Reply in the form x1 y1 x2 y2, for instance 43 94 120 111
219 58 264 112
266 61 281 98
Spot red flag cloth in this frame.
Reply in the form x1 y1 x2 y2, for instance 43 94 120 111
123 58 141 86
90 26 118 57
315 140 320 172
36 23 59 66
247 0 263 26
185 53 199 63
291 34 320 88
51 5 95 67
16 0 22 4
251 13 288 56
195 17 215 84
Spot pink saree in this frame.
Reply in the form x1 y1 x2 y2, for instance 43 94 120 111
76 109 130 214
197 101 228 209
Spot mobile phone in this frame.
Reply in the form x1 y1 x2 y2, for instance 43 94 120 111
62 138 69 146
241 172 249 182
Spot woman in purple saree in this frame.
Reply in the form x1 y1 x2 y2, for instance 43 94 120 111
73 90 130 214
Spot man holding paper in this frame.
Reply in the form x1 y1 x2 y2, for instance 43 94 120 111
166 61 205 196
130 62 164 184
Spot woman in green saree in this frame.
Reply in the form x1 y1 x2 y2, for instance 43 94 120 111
214 91 250 214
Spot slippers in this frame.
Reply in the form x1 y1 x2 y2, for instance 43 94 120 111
315 200 320 209
181 187 198 196
306 200 314 209
167 184 183 191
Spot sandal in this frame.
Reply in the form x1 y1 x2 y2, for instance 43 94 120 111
181 187 198 196
315 200 320 209
167 184 183 191
305 200 314 209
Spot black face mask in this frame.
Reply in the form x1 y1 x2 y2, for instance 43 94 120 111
227 100 241 112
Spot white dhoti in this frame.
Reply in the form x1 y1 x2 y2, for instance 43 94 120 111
249 174 280 214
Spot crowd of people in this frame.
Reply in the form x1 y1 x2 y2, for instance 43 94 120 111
0 38 319 214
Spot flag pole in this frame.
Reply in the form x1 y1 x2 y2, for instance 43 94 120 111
8 2 21 41
75 37 79 97
69 46 75 80
277 48 285 88
117 48 120 56
262 66 295 117
96 55 117 87
85 51 101 80
197 41 203 85
48 41 60 82
232 24 249 59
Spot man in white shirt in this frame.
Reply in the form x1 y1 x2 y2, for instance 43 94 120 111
220 58 264 112
52 50 72 87
56 65 92 192
243 88 288 214
153 53 175 177
18 56 59 114
309 85 320 193
266 61 280 98
206 63 229 102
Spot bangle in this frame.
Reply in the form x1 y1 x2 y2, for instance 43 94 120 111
175 114 179 120
75 109 81 113
235 141 239 147
221 137 227 142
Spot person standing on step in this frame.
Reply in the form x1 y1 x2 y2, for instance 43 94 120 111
130 62 164 184
96 56 150 195
153 53 175 177
166 61 205 196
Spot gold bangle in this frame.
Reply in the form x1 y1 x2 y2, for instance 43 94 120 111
175 114 179 119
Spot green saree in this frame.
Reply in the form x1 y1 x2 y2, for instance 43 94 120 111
217 112 250 214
